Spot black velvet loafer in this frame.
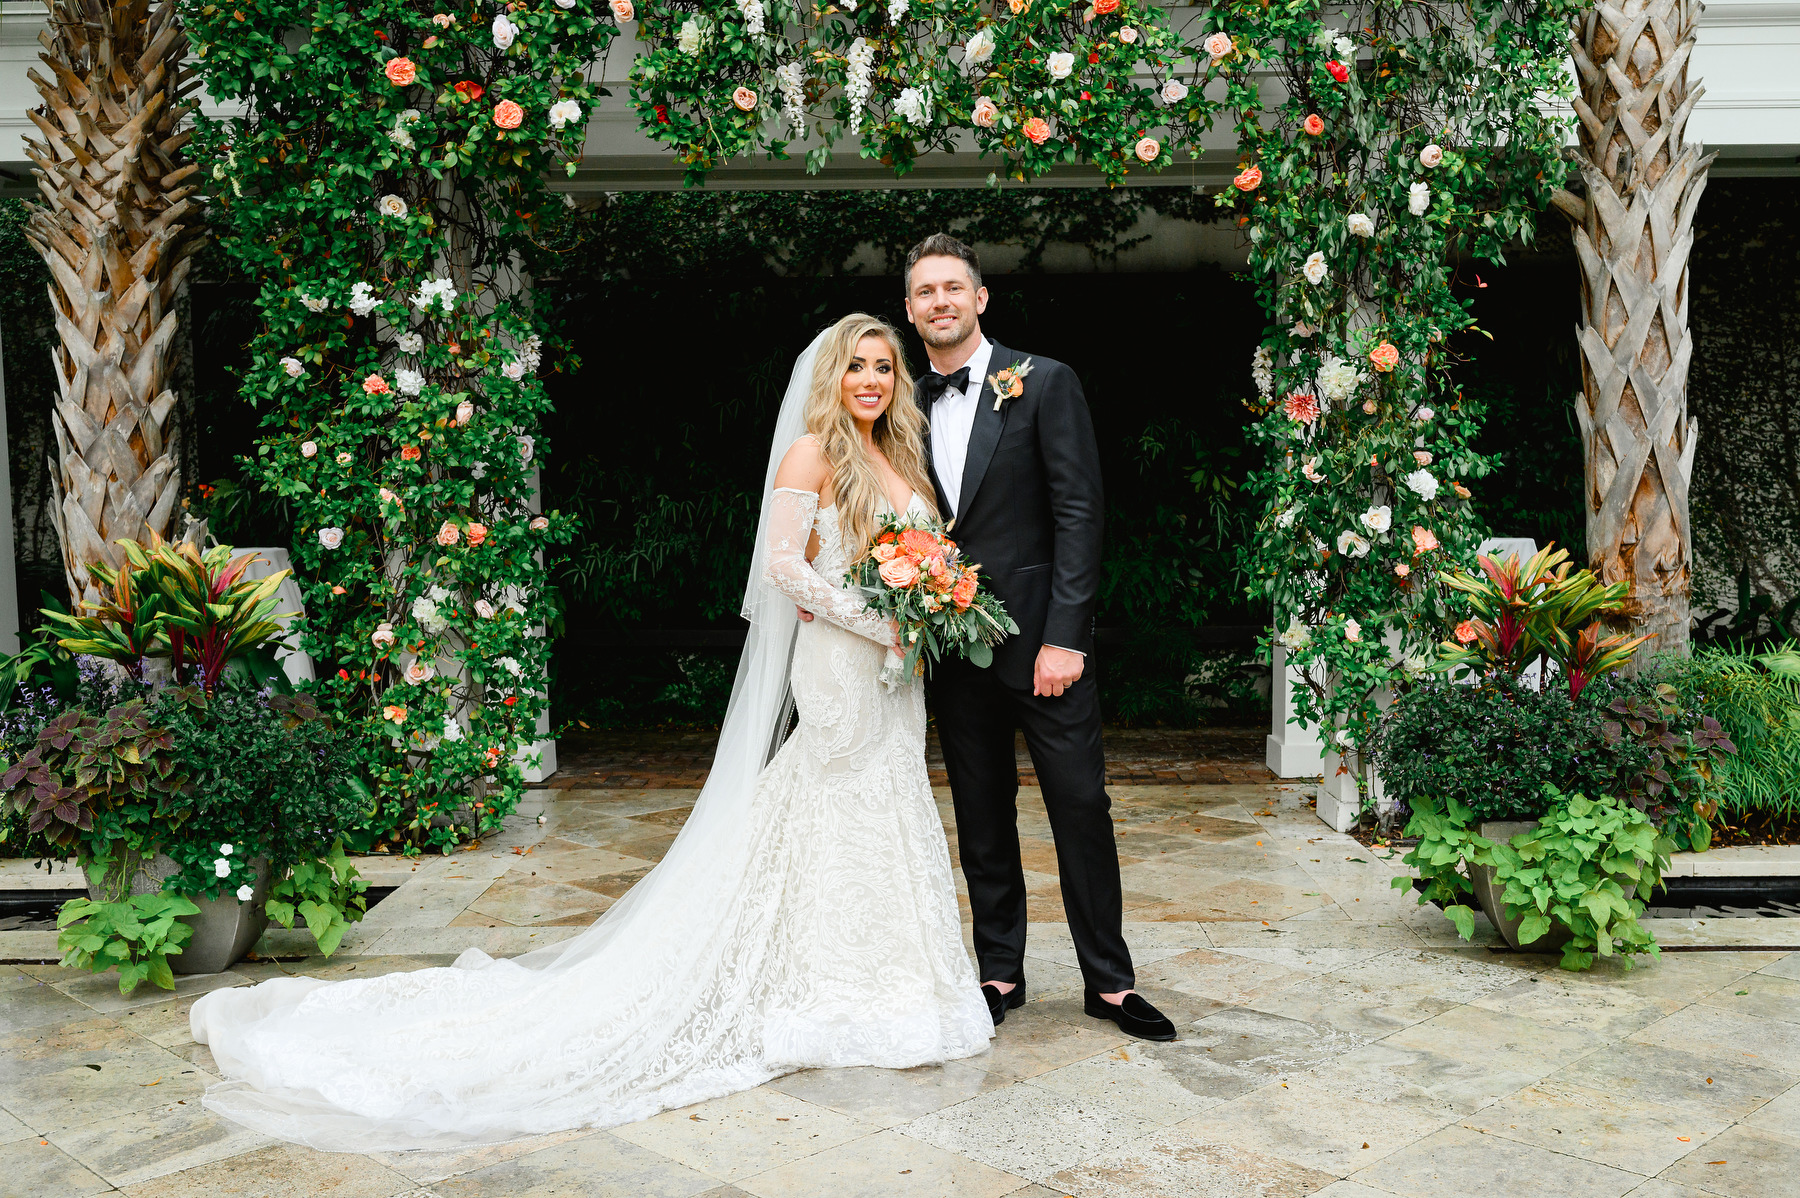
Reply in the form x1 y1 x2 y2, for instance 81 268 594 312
1084 990 1176 1041
982 980 1027 1026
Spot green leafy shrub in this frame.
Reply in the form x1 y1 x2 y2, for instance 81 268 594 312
266 841 369 957
56 888 200 996
1657 647 1800 818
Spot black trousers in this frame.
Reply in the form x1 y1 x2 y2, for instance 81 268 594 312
929 658 1135 993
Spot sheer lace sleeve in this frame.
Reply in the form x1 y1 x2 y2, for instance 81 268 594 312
764 488 896 648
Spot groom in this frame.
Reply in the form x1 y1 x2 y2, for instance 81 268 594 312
903 234 1174 1042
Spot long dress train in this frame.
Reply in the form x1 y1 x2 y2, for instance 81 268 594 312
187 487 990 1152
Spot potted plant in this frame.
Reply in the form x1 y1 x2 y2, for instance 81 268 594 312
3 537 374 990
1372 546 1737 969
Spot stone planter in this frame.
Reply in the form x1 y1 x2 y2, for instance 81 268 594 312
1468 820 1632 953
86 851 272 975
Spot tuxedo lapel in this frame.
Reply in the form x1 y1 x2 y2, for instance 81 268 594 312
957 342 1008 521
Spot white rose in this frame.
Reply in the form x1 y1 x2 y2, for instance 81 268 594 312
1204 31 1233 58
1417 406 1435 421
964 27 994 66
456 400 475 425
1277 620 1311 651
1419 143 1443 168
1047 51 1075 80
1409 181 1431 215
498 656 523 677
1303 251 1328 285
300 293 328 312
1335 35 1355 57
530 515 550 531
1160 79 1188 105
397 331 424 355
518 435 535 463
280 356 306 378
396 368 424 396
502 360 527 381
1405 469 1440 501
378 194 408 219
348 281 380 317
1359 504 1392 534
557 0 576 7
492 14 518 50
318 526 344 549
1119 27 1138 44
300 440 317 458
548 99 582 130
1346 212 1375 238
1344 618 1362 642
475 598 496 619
235 884 254 902
213 858 231 878
1276 503 1301 530
1336 529 1371 558
677 17 701 53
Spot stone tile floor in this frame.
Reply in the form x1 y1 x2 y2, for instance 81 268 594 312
3 782 1799 1197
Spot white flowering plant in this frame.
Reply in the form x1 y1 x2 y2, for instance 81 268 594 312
181 0 597 853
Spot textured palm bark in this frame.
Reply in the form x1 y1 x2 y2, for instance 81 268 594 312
1560 0 1712 664
22 0 205 604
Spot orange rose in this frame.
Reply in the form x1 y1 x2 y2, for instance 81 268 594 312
465 521 488 547
951 572 978 610
1454 620 1479 644
382 704 408 723
1302 113 1324 136
1022 116 1051 145
878 556 920 589
384 58 417 87
1233 165 1262 191
400 444 422 461
1369 341 1400 372
878 531 898 544
1411 525 1440 555
493 100 524 129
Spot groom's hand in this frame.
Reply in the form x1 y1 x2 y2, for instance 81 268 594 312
1033 646 1084 698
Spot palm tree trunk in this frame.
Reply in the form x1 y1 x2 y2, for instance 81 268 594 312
21 0 204 605
1562 0 1712 662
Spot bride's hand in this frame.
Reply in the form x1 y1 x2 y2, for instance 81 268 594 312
888 618 904 658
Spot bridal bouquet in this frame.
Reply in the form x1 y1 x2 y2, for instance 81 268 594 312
847 517 1018 687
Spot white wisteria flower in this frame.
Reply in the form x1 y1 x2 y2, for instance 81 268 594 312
1277 620 1311 651
775 61 806 135
1317 354 1363 406
738 0 766 34
548 100 583 130
1161 78 1188 105
397 331 424 355
1303 251 1328 284
378 193 408 219
963 27 994 68
1346 211 1375 237
893 86 930 127
475 598 497 619
318 526 344 549
1408 181 1431 215
300 440 317 458
845 38 876 129
885 0 907 21
412 276 457 314
280 356 306 378
348 281 380 317
492 13 518 50
1250 345 1273 400
677 17 701 54
1344 617 1363 642
1336 529 1371 558
396 368 424 396
1405 469 1440 501
1359 504 1392 534
518 435 535 463
1047 51 1075 80
235 884 255 902
300 292 328 312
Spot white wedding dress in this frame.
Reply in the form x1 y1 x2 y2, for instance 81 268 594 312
188 478 991 1153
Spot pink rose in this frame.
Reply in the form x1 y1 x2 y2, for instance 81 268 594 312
465 521 488 547
1302 113 1324 136
1204 32 1232 58
436 521 460 546
493 100 524 129
455 399 475 425
1419 143 1443 168
1134 137 1160 164
405 660 434 685
732 87 757 112
1233 165 1262 191
971 96 998 128
384 58 417 87
1369 341 1400 373
530 515 549 531
1022 117 1051 145
362 373 390 395
1394 562 1411 578
1411 526 1440 555
610 0 634 18
878 556 921 589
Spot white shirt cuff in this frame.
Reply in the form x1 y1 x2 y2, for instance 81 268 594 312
1044 644 1086 656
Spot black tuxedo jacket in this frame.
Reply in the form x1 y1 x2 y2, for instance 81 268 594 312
920 341 1104 690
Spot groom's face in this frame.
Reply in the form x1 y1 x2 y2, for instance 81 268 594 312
905 256 987 351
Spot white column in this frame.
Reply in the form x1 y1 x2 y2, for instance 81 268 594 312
1265 643 1324 777
0 323 18 656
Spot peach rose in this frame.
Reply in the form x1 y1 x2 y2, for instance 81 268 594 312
465 521 489 547
382 704 408 724
1134 136 1160 163
493 100 524 129
732 87 757 112
436 521 460 546
1369 341 1400 372
1303 113 1324 136
1411 525 1440 555
1454 619 1479 645
1204 32 1233 58
878 556 920 588
400 445 422 461
384 58 417 87
972 95 998 128
1393 562 1411 578
951 572 978 610
926 558 953 592
873 542 899 562
1233 165 1262 191
1094 0 1120 11
610 0 634 18
1022 116 1051 145
362 373 391 395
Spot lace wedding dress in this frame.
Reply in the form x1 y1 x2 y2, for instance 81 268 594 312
188 484 991 1153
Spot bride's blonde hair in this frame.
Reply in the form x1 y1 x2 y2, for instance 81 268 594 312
803 314 938 554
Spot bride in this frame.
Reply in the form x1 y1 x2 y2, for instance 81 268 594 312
189 314 994 1152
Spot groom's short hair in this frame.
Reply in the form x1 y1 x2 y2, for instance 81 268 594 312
905 233 982 294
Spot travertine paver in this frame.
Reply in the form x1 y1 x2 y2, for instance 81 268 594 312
2 782 1798 1197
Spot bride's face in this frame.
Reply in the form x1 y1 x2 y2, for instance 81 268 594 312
839 335 896 427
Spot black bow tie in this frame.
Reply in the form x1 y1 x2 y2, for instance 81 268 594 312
918 366 972 405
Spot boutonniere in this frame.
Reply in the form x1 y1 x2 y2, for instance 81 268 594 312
987 357 1033 412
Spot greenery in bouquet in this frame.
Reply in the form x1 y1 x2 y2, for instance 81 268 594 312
846 516 1017 679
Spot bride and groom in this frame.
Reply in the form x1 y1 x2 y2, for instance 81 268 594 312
189 233 1174 1152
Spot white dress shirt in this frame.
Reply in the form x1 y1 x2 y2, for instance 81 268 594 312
928 336 994 518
